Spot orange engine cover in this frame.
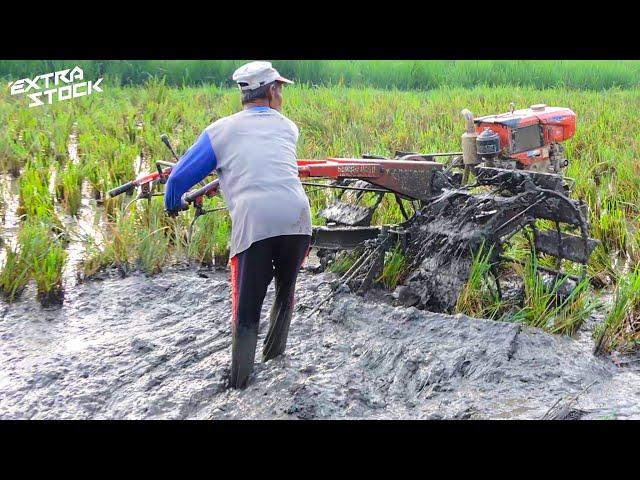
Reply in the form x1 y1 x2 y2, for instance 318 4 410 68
473 105 576 158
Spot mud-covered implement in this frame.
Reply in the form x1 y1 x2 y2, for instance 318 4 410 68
297 104 598 312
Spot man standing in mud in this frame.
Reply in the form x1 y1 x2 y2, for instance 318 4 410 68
164 61 313 389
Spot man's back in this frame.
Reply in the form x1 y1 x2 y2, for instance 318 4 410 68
163 62 311 389
206 106 312 257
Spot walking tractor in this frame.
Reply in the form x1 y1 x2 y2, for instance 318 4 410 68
109 104 598 313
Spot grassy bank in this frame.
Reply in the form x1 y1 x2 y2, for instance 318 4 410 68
0 81 639 349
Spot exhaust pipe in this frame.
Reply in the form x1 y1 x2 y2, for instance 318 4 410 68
460 109 480 183
461 108 475 134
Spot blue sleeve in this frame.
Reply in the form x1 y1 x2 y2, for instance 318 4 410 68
164 131 217 211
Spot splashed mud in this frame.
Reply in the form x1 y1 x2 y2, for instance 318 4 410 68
0 267 638 419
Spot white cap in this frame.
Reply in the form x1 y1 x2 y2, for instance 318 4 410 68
232 61 294 91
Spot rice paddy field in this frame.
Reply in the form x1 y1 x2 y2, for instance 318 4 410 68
1 73 639 354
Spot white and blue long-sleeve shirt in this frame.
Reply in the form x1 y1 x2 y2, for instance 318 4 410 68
164 106 312 258
164 131 217 212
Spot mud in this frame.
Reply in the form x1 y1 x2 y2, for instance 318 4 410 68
402 189 522 312
1 266 639 419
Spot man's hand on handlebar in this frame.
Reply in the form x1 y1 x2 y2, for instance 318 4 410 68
165 194 190 217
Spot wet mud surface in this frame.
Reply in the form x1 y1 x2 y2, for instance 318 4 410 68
1 267 639 419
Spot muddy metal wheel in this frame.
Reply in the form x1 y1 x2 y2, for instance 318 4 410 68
513 218 591 285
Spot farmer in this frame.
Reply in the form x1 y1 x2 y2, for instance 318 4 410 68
164 61 312 389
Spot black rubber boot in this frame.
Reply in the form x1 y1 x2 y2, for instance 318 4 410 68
262 235 310 362
262 281 295 362
229 323 259 389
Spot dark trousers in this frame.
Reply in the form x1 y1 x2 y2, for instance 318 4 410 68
228 234 311 389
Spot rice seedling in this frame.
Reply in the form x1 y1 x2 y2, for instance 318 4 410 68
327 249 361 276
509 250 598 335
17 160 56 220
83 207 138 277
135 197 171 274
0 219 68 305
55 161 83 216
455 242 504 320
212 214 231 267
186 210 217 266
377 243 409 290
137 225 170 275
0 247 30 301
81 239 107 280
179 196 231 268
14 221 66 305
594 265 640 353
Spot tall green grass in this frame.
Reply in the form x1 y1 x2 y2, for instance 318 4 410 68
3 60 640 90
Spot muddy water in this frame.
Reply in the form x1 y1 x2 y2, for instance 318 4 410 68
0 173 21 269
0 266 639 419
60 134 103 289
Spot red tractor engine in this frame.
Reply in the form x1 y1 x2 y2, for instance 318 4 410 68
462 104 576 173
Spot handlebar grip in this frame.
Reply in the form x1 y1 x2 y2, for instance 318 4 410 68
184 180 219 205
108 181 136 197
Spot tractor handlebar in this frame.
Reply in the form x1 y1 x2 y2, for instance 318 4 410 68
108 164 174 198
183 179 220 206
107 166 220 215
107 181 136 198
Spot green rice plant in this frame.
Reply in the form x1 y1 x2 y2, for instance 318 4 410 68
18 161 55 220
510 250 597 335
18 220 67 306
549 277 598 336
186 199 227 266
33 241 67 306
87 208 139 275
55 161 83 216
81 239 108 279
0 247 31 301
455 242 504 319
327 249 362 275
137 225 170 275
377 243 409 290
588 244 618 288
82 156 107 199
2 136 28 177
592 198 629 255
0 125 18 175
213 214 231 262
0 220 68 305
594 265 640 353
186 215 216 266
